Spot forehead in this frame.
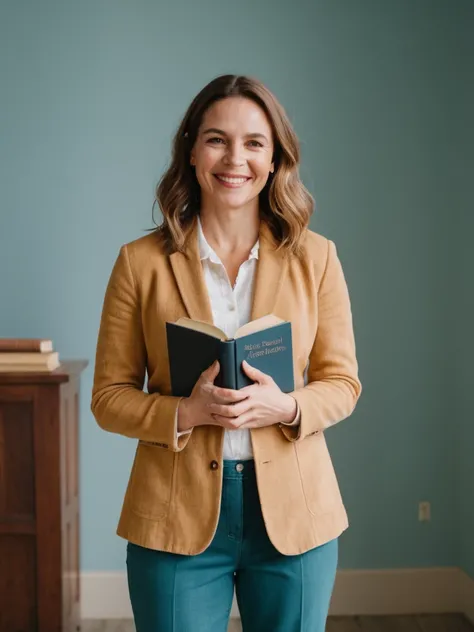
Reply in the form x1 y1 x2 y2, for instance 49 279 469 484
200 97 272 136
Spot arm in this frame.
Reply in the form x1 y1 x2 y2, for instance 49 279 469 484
280 239 362 442
91 245 192 452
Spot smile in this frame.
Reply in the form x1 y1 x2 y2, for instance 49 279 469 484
214 174 251 188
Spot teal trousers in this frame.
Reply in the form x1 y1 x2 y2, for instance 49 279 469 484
126 460 338 632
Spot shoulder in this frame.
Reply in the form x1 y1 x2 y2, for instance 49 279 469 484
119 230 167 268
295 227 347 284
123 230 164 256
106 231 169 287
299 227 334 266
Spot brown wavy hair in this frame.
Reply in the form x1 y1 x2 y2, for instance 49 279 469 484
152 74 314 255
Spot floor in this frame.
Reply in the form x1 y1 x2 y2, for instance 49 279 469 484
81 613 474 631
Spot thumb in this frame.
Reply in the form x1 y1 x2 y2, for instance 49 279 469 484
242 360 270 384
202 360 220 382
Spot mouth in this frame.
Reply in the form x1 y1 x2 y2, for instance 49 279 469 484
213 174 252 188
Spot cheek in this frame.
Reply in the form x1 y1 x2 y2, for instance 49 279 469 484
195 153 218 188
196 146 220 170
251 157 272 182
253 153 272 172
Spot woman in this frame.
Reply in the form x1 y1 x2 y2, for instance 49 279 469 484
91 74 362 632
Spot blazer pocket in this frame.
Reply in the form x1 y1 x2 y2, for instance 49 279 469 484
294 434 342 516
129 442 176 520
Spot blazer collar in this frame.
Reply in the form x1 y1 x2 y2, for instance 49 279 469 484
169 216 288 326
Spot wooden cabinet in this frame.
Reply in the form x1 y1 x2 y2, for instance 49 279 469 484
0 361 88 632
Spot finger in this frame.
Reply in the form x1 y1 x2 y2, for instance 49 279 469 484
241 360 272 384
209 400 251 418
201 360 220 382
210 414 243 430
238 384 256 396
212 386 248 403
228 410 256 429
209 405 236 419
235 411 271 429
211 411 256 430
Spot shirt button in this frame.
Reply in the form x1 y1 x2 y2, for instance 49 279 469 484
210 460 219 471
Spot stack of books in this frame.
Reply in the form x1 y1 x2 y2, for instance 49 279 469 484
0 338 60 372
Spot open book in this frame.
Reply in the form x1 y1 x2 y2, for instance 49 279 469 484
166 314 294 397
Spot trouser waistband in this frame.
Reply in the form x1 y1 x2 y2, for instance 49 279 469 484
222 459 255 480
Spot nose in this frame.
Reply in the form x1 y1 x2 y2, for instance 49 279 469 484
223 142 245 166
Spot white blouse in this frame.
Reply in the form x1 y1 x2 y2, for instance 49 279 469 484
177 217 299 460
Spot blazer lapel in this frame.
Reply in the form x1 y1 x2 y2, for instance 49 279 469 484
250 222 289 321
169 219 214 324
170 218 288 325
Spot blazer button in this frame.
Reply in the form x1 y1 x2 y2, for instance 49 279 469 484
210 460 219 471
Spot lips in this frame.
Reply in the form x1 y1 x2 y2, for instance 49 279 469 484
213 174 252 189
214 174 251 184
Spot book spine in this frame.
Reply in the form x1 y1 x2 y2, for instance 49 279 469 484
0 352 58 364
218 341 237 390
0 339 52 353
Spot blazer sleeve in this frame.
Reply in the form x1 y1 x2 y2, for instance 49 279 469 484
91 245 192 452
280 239 362 442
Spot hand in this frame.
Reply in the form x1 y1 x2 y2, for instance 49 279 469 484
177 360 248 432
208 360 297 430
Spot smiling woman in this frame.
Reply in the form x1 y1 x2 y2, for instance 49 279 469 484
154 74 314 257
91 74 361 632
191 98 275 213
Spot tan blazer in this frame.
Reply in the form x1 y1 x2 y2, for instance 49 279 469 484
91 219 362 556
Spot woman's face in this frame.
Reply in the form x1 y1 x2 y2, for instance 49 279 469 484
190 97 275 212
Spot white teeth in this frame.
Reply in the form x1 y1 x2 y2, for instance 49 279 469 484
216 175 248 184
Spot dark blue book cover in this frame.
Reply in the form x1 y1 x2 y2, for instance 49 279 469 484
166 316 294 397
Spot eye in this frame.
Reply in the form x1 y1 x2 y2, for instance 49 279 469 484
248 140 263 148
207 137 225 144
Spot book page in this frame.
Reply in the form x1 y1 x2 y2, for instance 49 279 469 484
174 317 228 341
234 314 286 339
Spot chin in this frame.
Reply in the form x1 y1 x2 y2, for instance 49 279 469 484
219 194 254 208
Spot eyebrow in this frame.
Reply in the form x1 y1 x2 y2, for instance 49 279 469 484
202 128 270 143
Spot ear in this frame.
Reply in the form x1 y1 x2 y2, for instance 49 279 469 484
270 162 275 174
190 154 196 166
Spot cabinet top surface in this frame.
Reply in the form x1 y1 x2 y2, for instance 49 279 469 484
0 360 88 384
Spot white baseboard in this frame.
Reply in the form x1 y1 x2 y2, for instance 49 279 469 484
81 567 474 622
81 572 133 619
329 567 463 616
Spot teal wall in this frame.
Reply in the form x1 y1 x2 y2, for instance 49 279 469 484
455 2 474 580
0 0 470 575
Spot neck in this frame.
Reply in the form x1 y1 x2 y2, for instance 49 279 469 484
199 206 260 256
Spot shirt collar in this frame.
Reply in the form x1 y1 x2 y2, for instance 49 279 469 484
197 215 259 263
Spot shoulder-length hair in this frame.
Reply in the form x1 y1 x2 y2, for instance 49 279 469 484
153 74 314 255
